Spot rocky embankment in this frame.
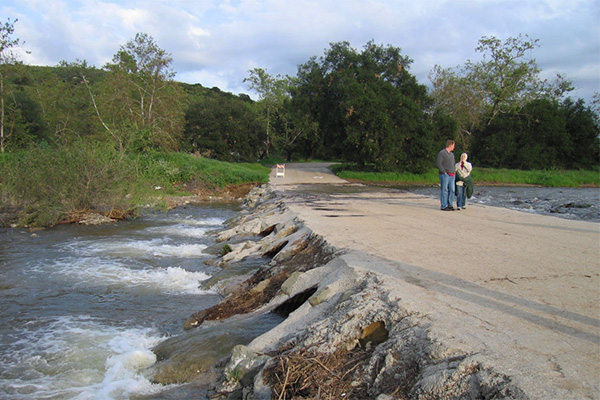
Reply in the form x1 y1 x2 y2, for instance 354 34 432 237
150 184 527 399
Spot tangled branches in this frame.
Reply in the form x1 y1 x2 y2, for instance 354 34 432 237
263 346 373 400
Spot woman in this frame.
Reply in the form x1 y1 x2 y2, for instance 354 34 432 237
455 153 473 210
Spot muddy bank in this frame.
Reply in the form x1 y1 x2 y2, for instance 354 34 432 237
150 185 527 399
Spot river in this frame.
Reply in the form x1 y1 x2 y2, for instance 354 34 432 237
0 186 598 399
0 204 244 399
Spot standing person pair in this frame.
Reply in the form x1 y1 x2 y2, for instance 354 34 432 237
436 140 473 211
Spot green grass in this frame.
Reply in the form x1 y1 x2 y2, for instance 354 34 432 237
0 145 271 227
331 164 599 188
140 151 270 193
472 168 599 187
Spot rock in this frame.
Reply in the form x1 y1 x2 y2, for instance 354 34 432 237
272 230 312 262
252 370 272 400
183 309 208 330
272 222 299 238
221 241 260 264
77 212 115 225
250 278 271 294
217 219 265 241
218 345 272 396
308 285 332 306
281 271 304 295
154 314 280 386
225 345 270 384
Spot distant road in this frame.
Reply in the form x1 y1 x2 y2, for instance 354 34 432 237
269 162 347 185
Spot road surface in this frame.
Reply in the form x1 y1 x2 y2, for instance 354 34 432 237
269 162 600 399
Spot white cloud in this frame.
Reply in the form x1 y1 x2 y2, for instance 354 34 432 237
1 0 598 101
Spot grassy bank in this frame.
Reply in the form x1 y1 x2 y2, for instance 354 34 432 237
331 164 600 187
0 144 270 228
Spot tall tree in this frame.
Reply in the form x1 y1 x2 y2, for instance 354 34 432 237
244 68 291 158
0 18 23 151
271 96 320 161
468 35 572 124
430 34 573 150
102 33 185 151
472 98 599 169
25 61 103 145
429 65 484 150
295 41 435 172
562 98 600 169
183 93 264 162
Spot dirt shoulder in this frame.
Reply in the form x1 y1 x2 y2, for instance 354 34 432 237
269 162 600 399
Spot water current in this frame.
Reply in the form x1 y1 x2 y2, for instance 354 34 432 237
0 186 598 399
0 205 242 399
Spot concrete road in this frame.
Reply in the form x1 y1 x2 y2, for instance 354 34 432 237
269 162 600 399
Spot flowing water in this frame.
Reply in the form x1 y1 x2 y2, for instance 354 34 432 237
0 204 253 399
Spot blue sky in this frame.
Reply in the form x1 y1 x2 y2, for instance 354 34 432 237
2 0 599 102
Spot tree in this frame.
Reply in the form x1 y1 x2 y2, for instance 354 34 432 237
470 35 572 124
244 68 291 158
294 41 435 172
272 97 320 161
591 92 600 125
102 33 185 151
430 34 573 151
429 64 484 150
0 18 23 151
183 93 264 162
22 61 104 146
472 98 599 170
562 98 600 169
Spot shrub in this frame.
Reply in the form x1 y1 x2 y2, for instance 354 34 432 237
0 145 270 227
0 141 137 226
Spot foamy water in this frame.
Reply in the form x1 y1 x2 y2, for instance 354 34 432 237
0 316 165 399
64 232 210 259
0 205 239 399
49 258 214 295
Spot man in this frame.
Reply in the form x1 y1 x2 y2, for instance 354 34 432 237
436 140 456 211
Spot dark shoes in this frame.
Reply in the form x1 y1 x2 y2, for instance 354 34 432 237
442 206 456 211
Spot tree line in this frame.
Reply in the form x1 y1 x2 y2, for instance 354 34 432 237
1 20 598 172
